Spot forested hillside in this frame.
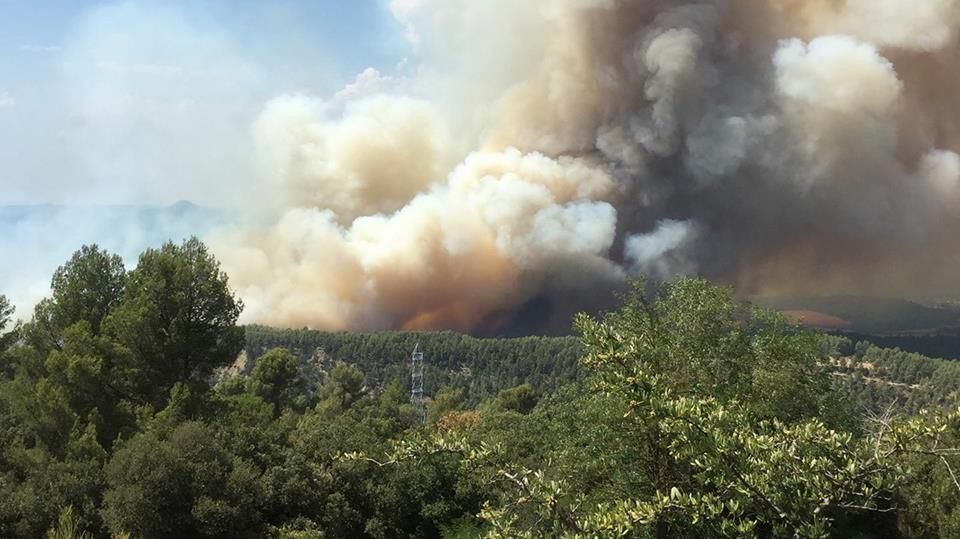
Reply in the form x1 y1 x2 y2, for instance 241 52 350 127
4 241 960 537
824 336 960 415
244 327 960 420
244 327 582 406
836 332 960 362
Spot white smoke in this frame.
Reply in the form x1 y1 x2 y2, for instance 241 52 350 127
626 220 698 279
214 142 622 330
213 0 960 331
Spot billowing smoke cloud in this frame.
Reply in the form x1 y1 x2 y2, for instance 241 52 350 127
215 0 960 332
626 220 698 279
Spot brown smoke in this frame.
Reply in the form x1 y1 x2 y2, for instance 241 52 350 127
212 0 960 332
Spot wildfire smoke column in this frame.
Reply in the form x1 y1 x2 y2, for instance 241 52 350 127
213 0 960 332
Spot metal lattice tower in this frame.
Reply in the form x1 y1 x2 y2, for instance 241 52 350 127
410 343 426 423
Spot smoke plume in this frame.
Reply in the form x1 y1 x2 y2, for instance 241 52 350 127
215 0 960 332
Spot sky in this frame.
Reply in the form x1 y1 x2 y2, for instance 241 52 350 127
0 0 409 205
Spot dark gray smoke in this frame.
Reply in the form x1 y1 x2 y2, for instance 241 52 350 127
214 0 960 332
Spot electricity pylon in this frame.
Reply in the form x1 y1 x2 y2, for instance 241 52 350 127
411 343 426 423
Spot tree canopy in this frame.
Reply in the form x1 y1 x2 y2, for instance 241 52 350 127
2 247 960 538
105 237 244 406
352 279 960 538
0 295 16 358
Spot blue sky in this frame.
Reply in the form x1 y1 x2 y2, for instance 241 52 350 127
0 0 410 205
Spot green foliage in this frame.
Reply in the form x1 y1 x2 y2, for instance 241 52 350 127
102 421 263 538
248 348 307 412
819 334 853 357
105 237 244 406
7 247 960 539
22 245 125 359
839 343 960 414
0 294 13 334
45 506 92 539
429 386 466 424
244 326 584 405
583 278 834 422
315 363 367 417
356 278 960 538
487 384 538 415
0 434 105 538
0 294 17 359
0 241 252 537
49 245 125 335
269 519 325 539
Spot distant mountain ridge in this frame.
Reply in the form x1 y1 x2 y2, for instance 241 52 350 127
0 201 227 245
0 200 223 222
757 295 960 335
0 201 229 317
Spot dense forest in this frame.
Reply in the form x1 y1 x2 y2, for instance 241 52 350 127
243 327 583 407
244 327 960 420
3 240 960 537
832 333 960 363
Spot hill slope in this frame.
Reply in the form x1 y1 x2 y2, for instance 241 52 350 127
759 295 960 334
244 326 583 404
